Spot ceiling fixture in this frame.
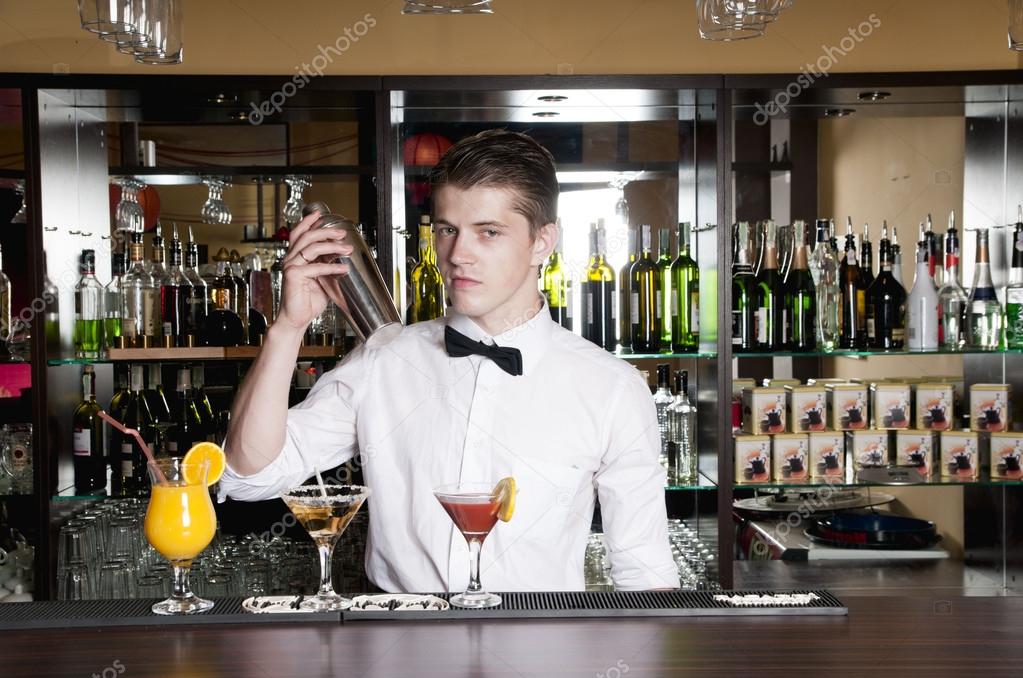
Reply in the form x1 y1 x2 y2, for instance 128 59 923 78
402 0 493 15
824 108 856 118
857 91 891 102
78 0 184 64
532 111 560 118
537 95 568 102
696 0 794 42
208 93 238 105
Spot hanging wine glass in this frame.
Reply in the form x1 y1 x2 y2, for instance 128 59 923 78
283 176 310 224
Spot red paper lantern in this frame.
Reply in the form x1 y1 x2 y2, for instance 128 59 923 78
108 183 161 232
403 133 453 166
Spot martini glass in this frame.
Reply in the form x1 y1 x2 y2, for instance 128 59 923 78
280 484 370 611
434 482 504 609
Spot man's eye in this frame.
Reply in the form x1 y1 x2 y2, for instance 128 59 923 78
483 229 499 238
439 226 456 236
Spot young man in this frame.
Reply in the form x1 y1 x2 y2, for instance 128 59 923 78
221 129 678 592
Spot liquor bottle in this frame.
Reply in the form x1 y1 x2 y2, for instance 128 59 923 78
839 224 867 349
670 221 700 353
122 234 160 348
148 225 170 292
906 224 939 350
838 217 855 285
753 220 784 350
191 364 217 442
924 213 943 286
542 222 571 330
1006 211 1023 349
966 228 1004 350
104 253 124 349
72 365 106 494
937 212 968 350
859 222 874 291
107 366 129 496
666 370 696 485
184 226 209 343
202 249 244 347
145 363 172 427
0 243 9 349
618 227 637 350
652 364 673 468
116 364 155 497
43 256 60 358
74 249 104 359
867 223 907 349
410 215 446 324
657 226 674 348
230 250 251 345
732 221 756 352
581 221 617 352
161 226 192 347
891 226 904 286
630 224 661 353
808 219 840 351
168 367 205 456
785 220 816 351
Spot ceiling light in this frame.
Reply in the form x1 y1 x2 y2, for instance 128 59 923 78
824 108 856 117
857 91 891 102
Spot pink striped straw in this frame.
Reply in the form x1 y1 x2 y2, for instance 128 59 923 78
97 410 167 484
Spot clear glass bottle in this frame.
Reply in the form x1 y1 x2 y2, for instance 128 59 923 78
74 249 105 359
666 369 696 486
906 224 939 350
161 226 193 347
966 228 1004 350
148 224 170 291
937 213 968 350
104 253 124 350
1005 213 1023 349
808 219 840 351
652 364 674 469
670 221 699 353
122 234 160 348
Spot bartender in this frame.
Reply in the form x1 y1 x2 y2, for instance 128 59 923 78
220 129 679 593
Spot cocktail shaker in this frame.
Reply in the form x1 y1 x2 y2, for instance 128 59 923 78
303 202 402 342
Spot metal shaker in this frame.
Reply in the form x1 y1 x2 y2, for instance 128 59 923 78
303 202 402 341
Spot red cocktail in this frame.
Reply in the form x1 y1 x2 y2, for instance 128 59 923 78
439 496 500 541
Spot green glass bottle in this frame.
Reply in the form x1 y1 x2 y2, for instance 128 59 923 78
618 227 637 351
671 221 700 353
631 224 661 353
409 215 446 323
542 222 571 330
732 221 756 353
753 220 784 350
657 226 674 348
784 220 816 351
581 220 617 352
1006 217 1023 349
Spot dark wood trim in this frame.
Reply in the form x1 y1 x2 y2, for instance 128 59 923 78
724 69 1023 90
382 74 724 91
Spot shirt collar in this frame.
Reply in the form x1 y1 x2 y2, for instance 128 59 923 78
445 296 553 377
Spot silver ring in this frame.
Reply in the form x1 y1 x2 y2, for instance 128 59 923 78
297 250 311 263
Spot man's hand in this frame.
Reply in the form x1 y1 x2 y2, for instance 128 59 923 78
277 209 352 334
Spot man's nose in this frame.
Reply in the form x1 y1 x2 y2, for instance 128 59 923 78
445 231 475 265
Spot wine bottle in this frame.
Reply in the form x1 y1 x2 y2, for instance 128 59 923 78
839 224 867 349
122 234 160 348
581 220 617 352
652 364 674 469
808 219 840 351
891 226 904 285
731 221 756 352
859 222 874 291
117 364 155 497
937 212 968 350
191 364 217 442
1005 209 1023 349
630 224 661 353
666 369 696 485
541 221 571 330
72 365 106 494
753 220 784 350
184 226 208 344
168 367 206 456
906 223 939 350
148 224 170 291
966 228 1003 350
670 221 699 353
785 220 816 351
161 225 192 347
618 226 637 350
657 227 674 348
867 223 906 349
409 215 446 324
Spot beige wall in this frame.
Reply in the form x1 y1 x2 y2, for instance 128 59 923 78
1 1 1021 76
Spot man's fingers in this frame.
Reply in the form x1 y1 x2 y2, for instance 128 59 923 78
283 261 349 279
287 209 324 242
283 240 353 267
286 223 348 258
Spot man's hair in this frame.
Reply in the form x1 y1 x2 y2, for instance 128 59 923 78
429 129 559 239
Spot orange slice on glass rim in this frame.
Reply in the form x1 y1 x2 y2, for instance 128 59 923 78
182 442 226 486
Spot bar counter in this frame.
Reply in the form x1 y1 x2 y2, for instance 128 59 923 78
1 596 1021 676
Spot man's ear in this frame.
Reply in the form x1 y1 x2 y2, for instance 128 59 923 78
530 221 558 266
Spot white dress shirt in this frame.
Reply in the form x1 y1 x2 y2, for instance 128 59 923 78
219 301 679 592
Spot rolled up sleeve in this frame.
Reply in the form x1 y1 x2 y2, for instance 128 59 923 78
594 373 679 591
218 345 367 502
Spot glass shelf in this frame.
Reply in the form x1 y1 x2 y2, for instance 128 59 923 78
734 475 1023 490
47 345 342 365
617 350 718 360
733 347 1021 359
666 472 718 491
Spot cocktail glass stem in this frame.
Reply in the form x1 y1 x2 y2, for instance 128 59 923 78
316 543 336 599
466 538 483 595
171 563 192 600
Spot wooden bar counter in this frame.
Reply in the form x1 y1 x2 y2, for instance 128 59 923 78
1 596 1021 676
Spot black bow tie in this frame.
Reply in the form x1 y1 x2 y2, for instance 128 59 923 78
444 326 523 376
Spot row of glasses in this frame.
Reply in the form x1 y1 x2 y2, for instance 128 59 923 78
200 177 232 225
283 175 311 224
79 0 184 64
696 0 794 42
